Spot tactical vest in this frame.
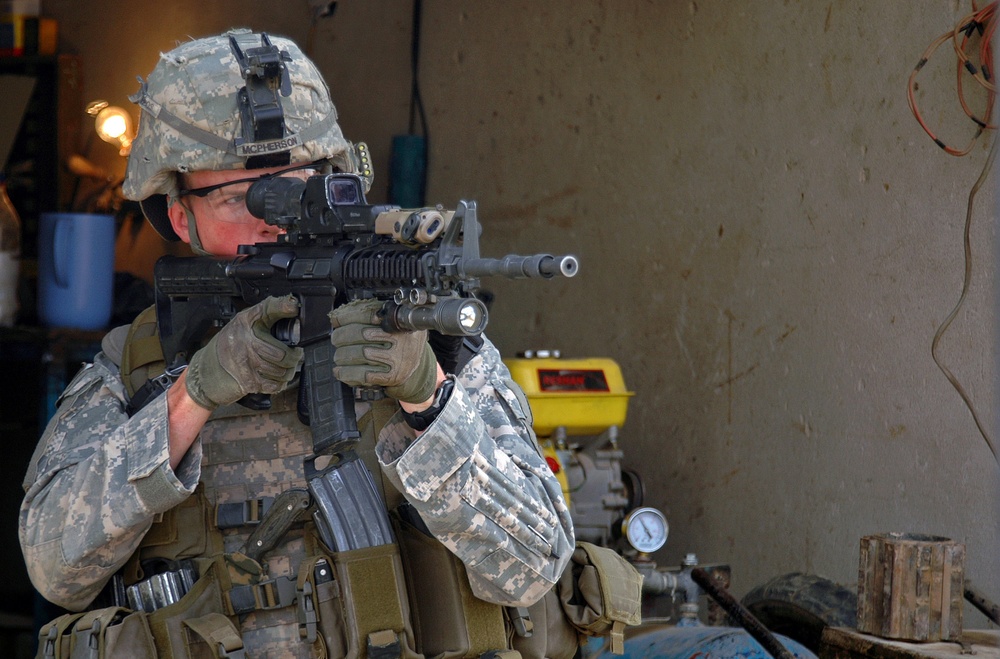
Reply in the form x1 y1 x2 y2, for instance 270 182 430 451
38 307 640 659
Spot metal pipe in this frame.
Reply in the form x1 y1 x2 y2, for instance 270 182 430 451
965 580 1000 626
637 565 674 595
691 567 797 659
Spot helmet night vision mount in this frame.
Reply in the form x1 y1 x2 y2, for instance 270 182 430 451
230 33 295 169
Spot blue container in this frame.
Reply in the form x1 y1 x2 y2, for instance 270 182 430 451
585 625 817 659
38 212 115 330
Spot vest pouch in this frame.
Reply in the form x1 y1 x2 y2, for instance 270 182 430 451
330 542 421 659
102 609 158 656
394 515 509 658
508 590 579 659
36 611 85 659
136 486 213 566
557 542 643 655
68 607 156 658
146 557 243 659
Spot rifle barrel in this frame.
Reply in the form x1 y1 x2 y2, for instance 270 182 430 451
463 254 578 279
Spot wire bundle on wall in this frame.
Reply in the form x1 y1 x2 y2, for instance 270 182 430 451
908 2 999 466
907 1 996 156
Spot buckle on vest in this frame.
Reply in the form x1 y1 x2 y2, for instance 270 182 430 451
297 581 318 643
227 575 297 614
83 619 100 659
218 643 247 659
43 626 58 659
298 557 333 643
507 606 533 637
126 364 186 416
216 497 275 529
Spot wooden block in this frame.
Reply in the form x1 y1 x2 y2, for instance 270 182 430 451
857 533 965 642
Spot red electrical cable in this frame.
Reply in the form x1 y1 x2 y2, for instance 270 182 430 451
908 2 997 156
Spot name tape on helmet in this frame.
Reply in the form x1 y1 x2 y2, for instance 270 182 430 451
236 134 302 156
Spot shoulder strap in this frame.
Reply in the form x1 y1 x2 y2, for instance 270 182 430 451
429 331 485 376
455 335 485 373
120 304 165 398
101 324 131 367
119 305 175 416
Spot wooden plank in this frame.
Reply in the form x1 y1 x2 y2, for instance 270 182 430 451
821 627 1000 659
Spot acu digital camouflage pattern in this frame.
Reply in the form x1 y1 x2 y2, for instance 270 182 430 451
19 321 574 656
378 337 575 606
122 29 355 203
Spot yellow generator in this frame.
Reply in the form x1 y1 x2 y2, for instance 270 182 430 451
504 351 655 549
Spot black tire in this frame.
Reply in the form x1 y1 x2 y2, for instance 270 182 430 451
741 572 857 653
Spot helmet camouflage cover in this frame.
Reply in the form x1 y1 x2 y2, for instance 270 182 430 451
123 29 362 241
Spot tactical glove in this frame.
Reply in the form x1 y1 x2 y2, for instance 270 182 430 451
329 299 438 404
186 295 304 410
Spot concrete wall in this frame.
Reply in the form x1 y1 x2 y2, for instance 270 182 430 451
43 0 999 618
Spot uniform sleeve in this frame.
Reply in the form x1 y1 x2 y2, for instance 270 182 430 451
375 337 575 607
18 352 200 611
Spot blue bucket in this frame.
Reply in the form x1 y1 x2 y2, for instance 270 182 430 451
38 212 115 331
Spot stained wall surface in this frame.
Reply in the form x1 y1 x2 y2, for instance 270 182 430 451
43 0 999 615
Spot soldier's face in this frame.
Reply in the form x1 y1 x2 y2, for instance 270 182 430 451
168 165 315 257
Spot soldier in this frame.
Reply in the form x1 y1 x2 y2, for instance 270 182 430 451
20 29 574 658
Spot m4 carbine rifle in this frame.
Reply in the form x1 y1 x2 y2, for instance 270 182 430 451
153 172 578 550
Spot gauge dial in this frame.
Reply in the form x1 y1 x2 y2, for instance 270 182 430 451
622 507 668 554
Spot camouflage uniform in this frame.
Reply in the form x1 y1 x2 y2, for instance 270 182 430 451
18 30 574 657
20 328 574 656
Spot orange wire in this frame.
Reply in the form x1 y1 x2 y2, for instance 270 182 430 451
909 2 997 156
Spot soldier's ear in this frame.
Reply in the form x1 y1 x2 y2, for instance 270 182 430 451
166 197 193 246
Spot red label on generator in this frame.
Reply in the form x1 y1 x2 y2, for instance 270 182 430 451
537 369 610 392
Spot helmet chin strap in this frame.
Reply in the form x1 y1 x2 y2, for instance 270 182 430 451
169 196 211 256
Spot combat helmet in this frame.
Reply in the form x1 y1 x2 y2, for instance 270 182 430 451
123 29 368 241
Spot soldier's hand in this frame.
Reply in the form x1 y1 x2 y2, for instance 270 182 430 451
329 299 438 404
185 295 304 410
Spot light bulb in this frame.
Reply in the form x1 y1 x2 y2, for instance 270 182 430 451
99 114 127 140
93 105 135 156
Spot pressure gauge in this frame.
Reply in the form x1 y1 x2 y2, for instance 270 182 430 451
622 507 668 554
